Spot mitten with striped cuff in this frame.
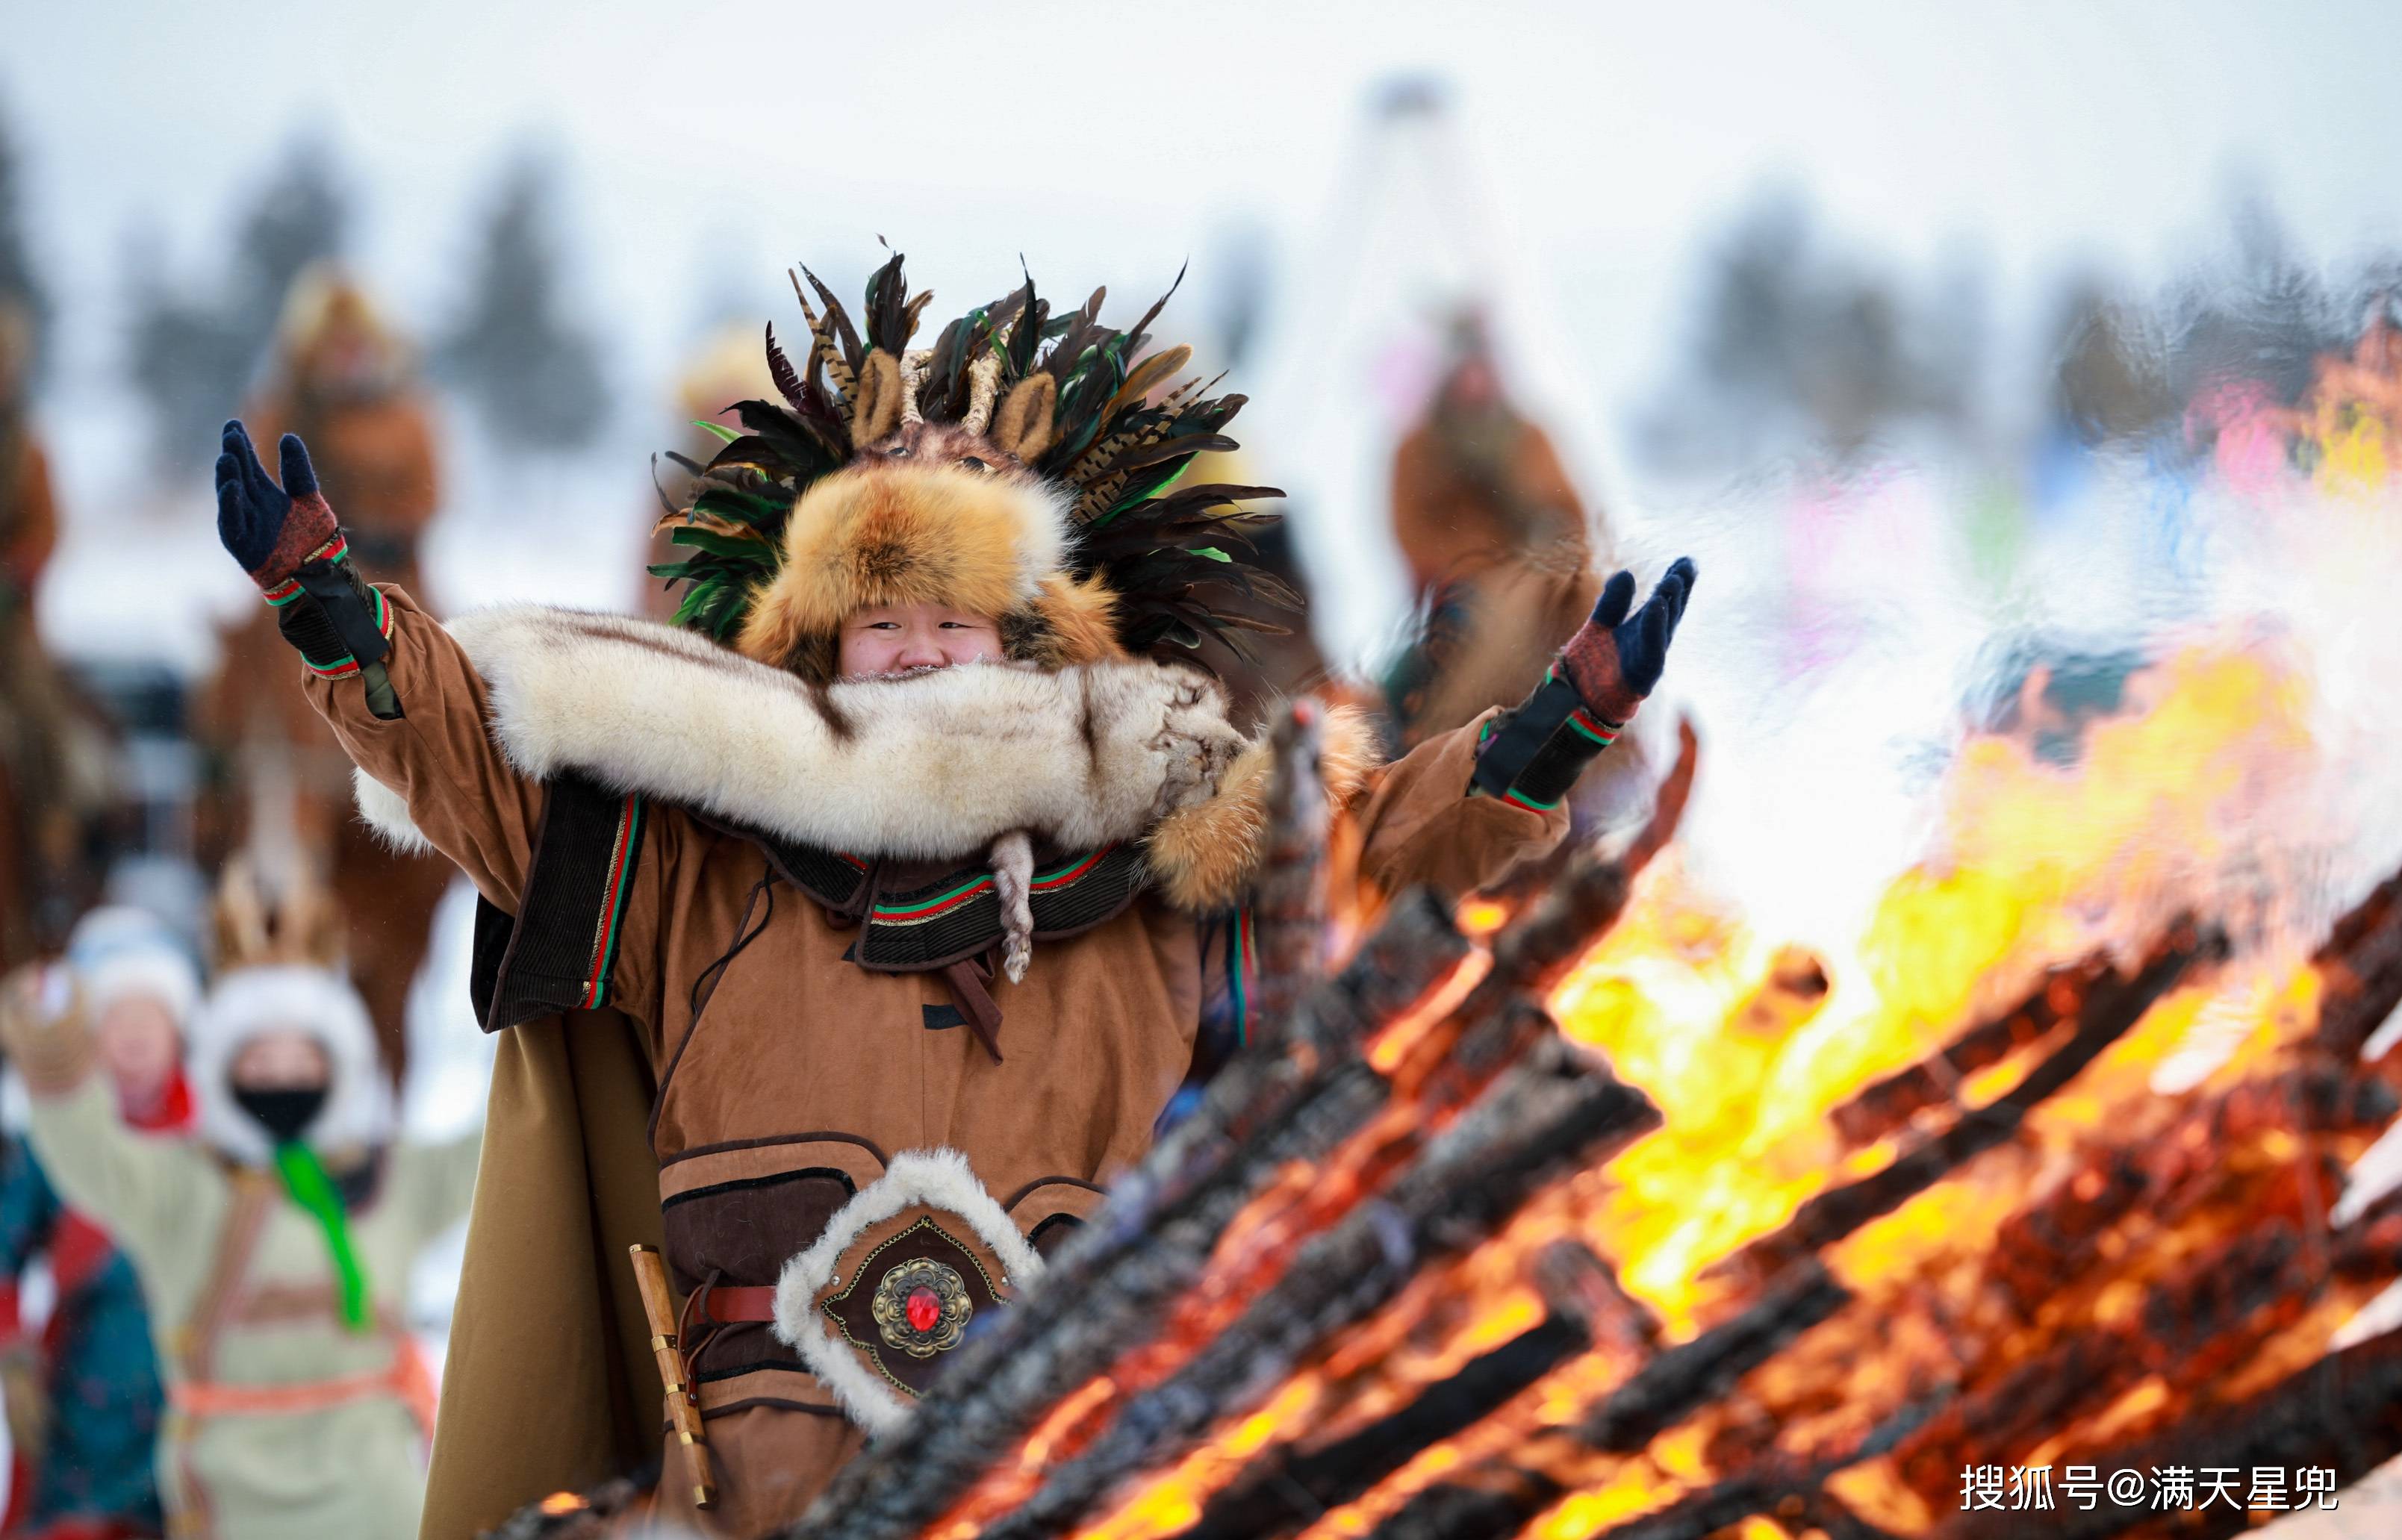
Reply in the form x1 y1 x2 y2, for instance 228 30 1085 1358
214 420 402 720
1470 558 1696 811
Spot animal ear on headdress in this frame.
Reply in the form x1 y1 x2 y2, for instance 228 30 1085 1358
851 349 905 448
990 373 1057 463
213 855 346 973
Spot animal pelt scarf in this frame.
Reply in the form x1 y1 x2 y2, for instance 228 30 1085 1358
352 605 1378 967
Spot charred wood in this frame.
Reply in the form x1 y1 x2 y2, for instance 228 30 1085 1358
1941 1324 2402 1539
1364 1265 1852 1539
974 1029 1662 1539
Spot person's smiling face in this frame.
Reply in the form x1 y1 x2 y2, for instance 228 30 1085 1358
836 602 1004 679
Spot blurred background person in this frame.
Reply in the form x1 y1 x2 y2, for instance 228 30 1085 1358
0 907 193 1540
1378 314 1631 823
0 302 108 976
189 269 450 1078
0 867 479 1540
640 322 774 622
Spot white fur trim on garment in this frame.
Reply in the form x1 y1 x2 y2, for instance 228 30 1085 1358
187 964 392 1168
352 770 433 855
351 605 1244 865
770 1147 1047 1437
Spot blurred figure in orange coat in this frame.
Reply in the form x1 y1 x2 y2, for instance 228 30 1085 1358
0 302 106 971
192 269 451 1073
641 324 777 621
1384 313 1612 753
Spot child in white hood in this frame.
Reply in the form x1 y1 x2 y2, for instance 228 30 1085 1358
0 882 480 1540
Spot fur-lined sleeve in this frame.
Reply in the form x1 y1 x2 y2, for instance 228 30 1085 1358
1354 708 1570 901
305 584 545 910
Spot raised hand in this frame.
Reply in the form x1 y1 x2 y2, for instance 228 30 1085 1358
1558 557 1697 723
215 420 337 588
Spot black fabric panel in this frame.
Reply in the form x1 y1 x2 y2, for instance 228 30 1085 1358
1513 723 1607 806
857 891 1006 969
1025 847 1146 935
272 593 349 670
467 894 515 1027
921 1003 966 1031
297 560 391 667
1469 673 1583 801
483 773 640 1032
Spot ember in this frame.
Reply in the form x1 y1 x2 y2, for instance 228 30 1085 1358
741 638 2402 1540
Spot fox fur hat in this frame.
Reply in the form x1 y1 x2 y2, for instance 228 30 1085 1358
650 252 1294 682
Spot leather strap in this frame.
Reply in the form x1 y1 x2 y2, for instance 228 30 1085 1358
941 954 1005 1064
700 1285 779 1324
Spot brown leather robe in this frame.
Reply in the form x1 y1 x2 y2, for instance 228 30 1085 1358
307 589 1569 1539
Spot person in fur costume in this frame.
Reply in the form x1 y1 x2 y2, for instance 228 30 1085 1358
192 268 452 1079
0 908 195 1540
0 871 482 1540
209 253 1696 1539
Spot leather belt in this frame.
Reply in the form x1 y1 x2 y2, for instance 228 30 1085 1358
700 1285 778 1324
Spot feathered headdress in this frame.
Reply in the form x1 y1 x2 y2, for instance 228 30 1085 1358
649 251 1296 680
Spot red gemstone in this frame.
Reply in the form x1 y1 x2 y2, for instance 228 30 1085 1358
906 1285 942 1333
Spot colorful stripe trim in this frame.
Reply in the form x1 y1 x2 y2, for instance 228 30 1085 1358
1228 907 1254 1047
871 846 1121 923
1030 846 1114 891
1565 710 1619 748
1501 786 1564 814
579 794 647 1009
874 873 993 923
261 535 349 606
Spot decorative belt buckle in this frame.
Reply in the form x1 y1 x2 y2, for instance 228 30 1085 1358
773 1150 1045 1434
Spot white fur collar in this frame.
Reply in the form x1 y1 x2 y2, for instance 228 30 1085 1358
355 605 1244 865
188 965 391 1167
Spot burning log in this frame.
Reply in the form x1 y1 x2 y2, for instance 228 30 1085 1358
1175 1244 1646 1540
1249 702 1333 1038
1357 1263 1855 1539
970 1032 1662 1539
1830 947 2139 1149
1723 918 2227 1287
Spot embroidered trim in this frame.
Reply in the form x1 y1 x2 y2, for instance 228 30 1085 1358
580 793 647 1009
1228 905 1254 1048
261 534 349 607
867 846 1118 926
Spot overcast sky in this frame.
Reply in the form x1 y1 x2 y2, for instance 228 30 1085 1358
11 0 2402 654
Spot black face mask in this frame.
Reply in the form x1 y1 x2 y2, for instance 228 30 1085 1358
234 1087 327 1145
